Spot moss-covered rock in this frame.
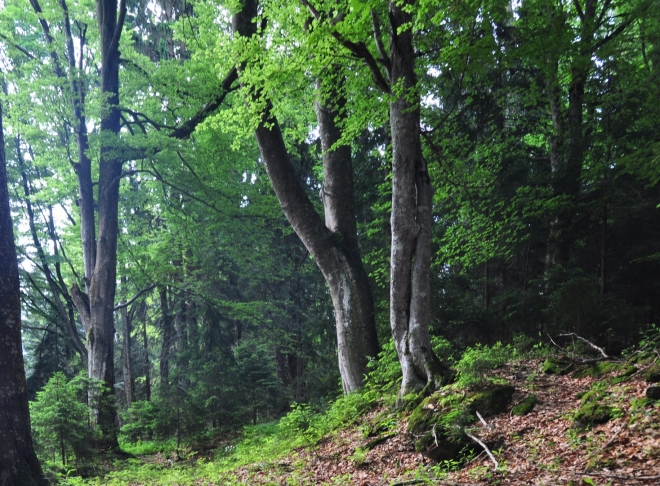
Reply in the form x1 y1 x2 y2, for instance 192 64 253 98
611 365 638 384
467 385 516 417
511 394 539 416
647 386 660 400
644 365 660 384
572 361 621 379
574 402 613 428
574 386 612 428
406 394 469 461
543 357 573 374
407 385 514 461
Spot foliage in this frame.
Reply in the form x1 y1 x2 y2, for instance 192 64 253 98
454 343 514 388
30 372 98 466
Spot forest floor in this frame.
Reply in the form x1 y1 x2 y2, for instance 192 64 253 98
70 358 660 486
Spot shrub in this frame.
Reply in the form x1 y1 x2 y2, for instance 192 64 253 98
454 342 513 387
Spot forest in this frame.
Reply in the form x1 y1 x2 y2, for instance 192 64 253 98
0 0 659 484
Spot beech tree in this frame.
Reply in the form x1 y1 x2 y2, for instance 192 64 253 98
232 0 380 393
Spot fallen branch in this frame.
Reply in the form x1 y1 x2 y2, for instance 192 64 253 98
567 470 660 481
557 333 608 358
465 432 498 471
602 425 624 450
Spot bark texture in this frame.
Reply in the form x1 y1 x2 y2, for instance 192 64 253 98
233 0 379 393
388 0 450 396
0 97 47 486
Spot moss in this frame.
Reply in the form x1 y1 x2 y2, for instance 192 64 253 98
467 385 515 417
543 357 573 374
572 361 621 379
630 352 654 365
407 384 514 461
612 366 638 384
644 365 660 384
406 393 469 461
576 391 587 400
365 411 397 438
511 394 539 416
574 385 612 428
574 402 613 428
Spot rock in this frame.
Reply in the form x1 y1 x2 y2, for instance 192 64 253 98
467 385 516 417
574 403 613 428
646 386 660 400
572 361 621 379
511 394 539 416
407 384 515 462
543 357 573 375
644 365 660 384
574 386 612 428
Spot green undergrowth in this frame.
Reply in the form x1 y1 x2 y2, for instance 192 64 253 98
64 336 633 485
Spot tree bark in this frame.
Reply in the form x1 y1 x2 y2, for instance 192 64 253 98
0 94 47 486
159 286 175 389
69 0 127 446
120 279 136 409
388 0 450 396
233 0 379 394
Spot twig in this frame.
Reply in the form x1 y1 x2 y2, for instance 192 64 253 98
547 333 568 353
432 424 439 448
602 425 624 449
557 333 609 358
567 470 660 481
465 432 498 471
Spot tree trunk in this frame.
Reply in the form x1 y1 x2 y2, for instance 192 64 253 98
159 286 175 390
120 283 136 409
0 95 47 486
388 0 450 396
233 1 379 394
545 0 596 269
66 0 128 446
142 305 151 401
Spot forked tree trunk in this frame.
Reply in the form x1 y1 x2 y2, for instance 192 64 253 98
0 97 47 486
233 1 379 393
389 0 450 396
69 0 127 446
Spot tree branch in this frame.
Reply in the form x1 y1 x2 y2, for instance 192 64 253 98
113 284 155 311
300 0 390 93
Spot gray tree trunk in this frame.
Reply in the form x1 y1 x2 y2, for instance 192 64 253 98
388 0 450 396
233 1 379 393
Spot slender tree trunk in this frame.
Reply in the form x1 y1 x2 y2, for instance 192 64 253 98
388 0 450 396
142 306 151 401
120 283 136 409
0 95 47 486
159 286 175 389
233 1 379 394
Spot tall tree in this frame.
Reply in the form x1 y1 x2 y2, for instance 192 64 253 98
68 0 127 444
0 93 47 486
232 0 380 394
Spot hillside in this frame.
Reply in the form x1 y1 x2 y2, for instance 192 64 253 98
67 352 660 486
